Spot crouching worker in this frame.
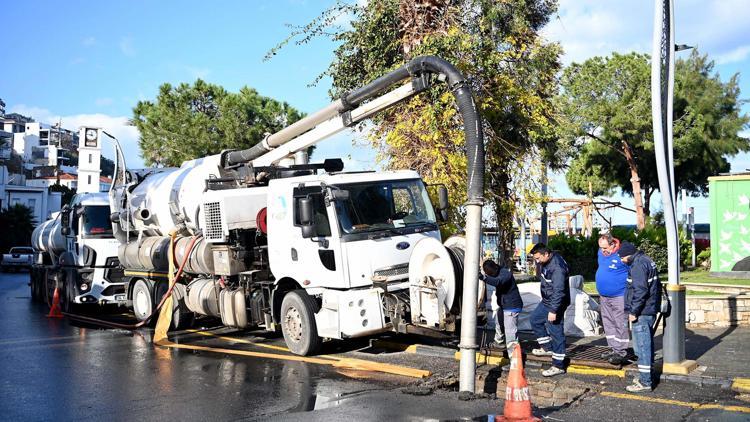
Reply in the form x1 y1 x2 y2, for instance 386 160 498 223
529 243 571 377
619 241 661 393
480 259 523 353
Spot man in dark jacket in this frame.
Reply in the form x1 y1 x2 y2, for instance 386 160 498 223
480 259 523 353
619 241 661 392
529 243 570 377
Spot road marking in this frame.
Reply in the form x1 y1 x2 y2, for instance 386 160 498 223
167 329 431 378
732 378 750 393
184 329 291 353
567 365 625 378
601 391 750 414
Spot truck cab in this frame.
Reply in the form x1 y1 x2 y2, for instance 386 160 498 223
61 193 126 305
266 170 442 344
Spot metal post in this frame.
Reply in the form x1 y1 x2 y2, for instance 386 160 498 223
540 165 548 244
651 0 696 375
689 207 696 268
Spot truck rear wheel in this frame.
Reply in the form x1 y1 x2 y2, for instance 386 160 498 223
132 279 155 322
60 270 78 314
154 281 194 330
280 290 321 356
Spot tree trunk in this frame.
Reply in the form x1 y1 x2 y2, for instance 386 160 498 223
643 186 655 217
492 169 515 268
622 141 646 229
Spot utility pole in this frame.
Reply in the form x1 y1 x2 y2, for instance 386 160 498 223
540 164 548 245
651 0 696 375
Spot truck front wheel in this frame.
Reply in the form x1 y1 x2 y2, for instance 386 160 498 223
131 279 155 322
280 291 322 356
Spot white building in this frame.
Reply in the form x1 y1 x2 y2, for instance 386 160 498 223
12 121 76 170
0 166 61 224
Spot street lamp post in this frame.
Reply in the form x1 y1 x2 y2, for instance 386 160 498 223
650 0 697 375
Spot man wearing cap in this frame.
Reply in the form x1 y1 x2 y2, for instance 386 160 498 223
619 241 661 392
529 243 570 377
596 233 630 366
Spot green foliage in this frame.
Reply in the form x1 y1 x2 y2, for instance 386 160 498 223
548 223 692 279
559 51 750 213
547 232 599 280
697 248 711 268
0 204 35 254
269 0 564 251
132 80 305 167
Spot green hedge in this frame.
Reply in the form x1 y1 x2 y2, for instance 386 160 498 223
546 224 691 280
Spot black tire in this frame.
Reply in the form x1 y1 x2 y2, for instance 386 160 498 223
280 290 322 356
30 269 38 302
131 279 155 323
62 270 80 314
173 283 195 330
154 282 194 331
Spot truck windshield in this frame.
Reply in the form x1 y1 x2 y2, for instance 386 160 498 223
334 179 437 235
82 205 113 237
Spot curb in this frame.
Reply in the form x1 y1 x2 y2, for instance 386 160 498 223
370 339 740 389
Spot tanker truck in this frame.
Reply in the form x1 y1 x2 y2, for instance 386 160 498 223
110 56 486 355
30 192 127 312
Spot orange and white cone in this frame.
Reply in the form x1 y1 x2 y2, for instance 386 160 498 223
47 287 64 318
496 344 540 422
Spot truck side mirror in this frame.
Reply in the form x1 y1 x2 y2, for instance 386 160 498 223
298 197 315 239
437 186 449 222
61 211 71 235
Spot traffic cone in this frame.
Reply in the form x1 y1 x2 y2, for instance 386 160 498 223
496 345 540 422
47 287 64 318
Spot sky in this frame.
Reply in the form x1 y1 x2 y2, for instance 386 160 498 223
1 0 749 226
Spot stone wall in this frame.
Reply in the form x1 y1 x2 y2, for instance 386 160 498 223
686 296 750 328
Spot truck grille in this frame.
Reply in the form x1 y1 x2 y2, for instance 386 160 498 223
373 263 409 279
204 201 225 242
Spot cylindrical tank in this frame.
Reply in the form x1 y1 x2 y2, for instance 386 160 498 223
124 154 226 236
118 235 213 274
186 278 221 317
31 218 66 255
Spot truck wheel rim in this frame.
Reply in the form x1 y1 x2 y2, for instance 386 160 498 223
135 289 150 318
284 307 303 342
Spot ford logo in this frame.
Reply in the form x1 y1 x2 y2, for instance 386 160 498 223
396 242 410 250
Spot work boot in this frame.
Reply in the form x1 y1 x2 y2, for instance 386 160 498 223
626 379 652 393
487 341 507 352
601 350 615 360
531 348 553 357
608 354 628 366
542 366 566 377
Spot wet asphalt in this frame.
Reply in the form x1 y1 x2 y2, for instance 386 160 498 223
2 271 750 421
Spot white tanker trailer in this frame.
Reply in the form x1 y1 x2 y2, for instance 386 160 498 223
30 192 128 311
110 56 486 356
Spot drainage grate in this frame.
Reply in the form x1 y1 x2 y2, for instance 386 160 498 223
523 343 638 369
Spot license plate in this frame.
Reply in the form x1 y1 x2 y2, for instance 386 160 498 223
115 294 126 301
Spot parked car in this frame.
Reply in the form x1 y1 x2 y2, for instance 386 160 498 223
1 247 34 272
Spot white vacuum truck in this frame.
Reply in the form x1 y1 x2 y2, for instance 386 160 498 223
110 56 486 356
30 192 127 311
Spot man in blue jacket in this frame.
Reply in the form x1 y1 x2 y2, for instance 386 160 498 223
480 259 523 353
530 243 570 377
596 233 630 366
619 241 661 392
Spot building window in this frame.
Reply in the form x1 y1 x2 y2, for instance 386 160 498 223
88 153 92 164
88 175 92 184
27 198 36 209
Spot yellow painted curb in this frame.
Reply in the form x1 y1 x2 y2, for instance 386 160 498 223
666 284 686 292
662 360 698 375
601 391 750 414
567 364 625 378
453 351 509 367
732 378 750 393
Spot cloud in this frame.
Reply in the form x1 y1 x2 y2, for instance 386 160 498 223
95 98 114 107
715 45 750 65
82 36 96 47
119 36 136 57
9 105 145 169
543 0 750 64
185 66 211 80
68 57 85 66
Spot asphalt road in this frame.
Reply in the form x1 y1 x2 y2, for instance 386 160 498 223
1 271 749 421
